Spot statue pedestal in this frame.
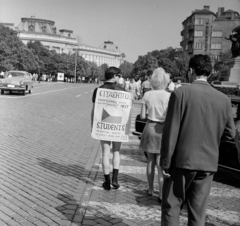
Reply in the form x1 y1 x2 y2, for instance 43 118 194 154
220 57 240 82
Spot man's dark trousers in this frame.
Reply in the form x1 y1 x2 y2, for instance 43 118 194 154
161 168 214 226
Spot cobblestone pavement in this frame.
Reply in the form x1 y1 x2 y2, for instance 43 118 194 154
0 84 239 226
0 82 99 226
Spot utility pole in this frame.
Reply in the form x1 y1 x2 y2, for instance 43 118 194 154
74 48 77 83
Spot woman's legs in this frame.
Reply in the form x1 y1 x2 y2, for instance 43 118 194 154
147 153 156 194
156 154 163 199
112 142 122 189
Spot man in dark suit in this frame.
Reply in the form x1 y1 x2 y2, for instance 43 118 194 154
160 54 236 226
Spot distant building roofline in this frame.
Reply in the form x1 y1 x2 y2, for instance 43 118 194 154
59 29 73 33
21 17 55 25
182 8 216 24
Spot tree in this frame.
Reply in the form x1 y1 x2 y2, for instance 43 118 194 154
119 61 133 78
0 24 39 72
133 53 158 79
213 50 231 72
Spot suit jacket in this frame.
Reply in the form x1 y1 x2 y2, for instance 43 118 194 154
160 80 236 172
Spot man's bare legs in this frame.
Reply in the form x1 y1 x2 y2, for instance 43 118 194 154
100 141 122 190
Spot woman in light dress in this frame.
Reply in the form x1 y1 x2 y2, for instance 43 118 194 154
139 67 170 202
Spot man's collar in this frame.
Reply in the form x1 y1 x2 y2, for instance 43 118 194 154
195 78 207 81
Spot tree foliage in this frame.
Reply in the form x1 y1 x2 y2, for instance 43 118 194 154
119 61 133 78
132 48 190 81
0 24 39 72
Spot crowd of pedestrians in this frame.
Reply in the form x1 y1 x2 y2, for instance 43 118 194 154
91 54 236 226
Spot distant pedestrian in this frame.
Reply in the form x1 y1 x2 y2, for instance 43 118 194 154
125 78 130 91
141 72 152 97
128 78 138 100
160 54 236 226
175 80 182 89
91 67 126 190
118 74 125 88
139 67 170 202
166 78 175 92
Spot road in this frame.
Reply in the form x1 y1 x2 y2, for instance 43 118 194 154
0 82 99 225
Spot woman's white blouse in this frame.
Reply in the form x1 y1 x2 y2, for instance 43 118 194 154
142 90 170 122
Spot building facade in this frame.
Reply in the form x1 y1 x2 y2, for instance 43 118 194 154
180 6 240 61
12 17 123 67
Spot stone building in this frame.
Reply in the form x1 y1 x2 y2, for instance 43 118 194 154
180 6 240 61
12 17 123 67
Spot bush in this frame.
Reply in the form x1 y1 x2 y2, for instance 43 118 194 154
213 86 240 97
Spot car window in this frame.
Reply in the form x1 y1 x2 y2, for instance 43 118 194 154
6 72 25 77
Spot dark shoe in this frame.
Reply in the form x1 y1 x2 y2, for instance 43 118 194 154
158 197 162 204
103 174 111 190
147 190 153 196
112 169 120 189
102 181 111 190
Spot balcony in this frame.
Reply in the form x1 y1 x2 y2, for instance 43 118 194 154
188 48 193 54
188 24 194 31
188 36 194 42
180 30 185 36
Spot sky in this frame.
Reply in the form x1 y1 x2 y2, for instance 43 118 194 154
0 0 240 63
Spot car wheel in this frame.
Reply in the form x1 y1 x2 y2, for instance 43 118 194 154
28 89 32 94
1 90 4 95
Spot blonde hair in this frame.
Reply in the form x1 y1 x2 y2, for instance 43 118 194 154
150 67 170 90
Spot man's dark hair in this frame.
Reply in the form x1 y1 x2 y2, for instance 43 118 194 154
105 67 121 80
189 54 212 76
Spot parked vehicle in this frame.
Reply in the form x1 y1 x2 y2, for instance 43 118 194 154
0 71 33 95
133 96 240 171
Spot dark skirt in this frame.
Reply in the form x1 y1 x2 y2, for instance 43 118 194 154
139 120 164 154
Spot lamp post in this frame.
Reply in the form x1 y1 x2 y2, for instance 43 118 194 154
74 47 77 83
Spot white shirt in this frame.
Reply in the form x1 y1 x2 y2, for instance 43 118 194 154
118 77 124 84
142 90 170 122
168 82 175 92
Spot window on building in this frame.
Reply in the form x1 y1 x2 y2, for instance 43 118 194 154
194 30 203 37
195 18 204 25
29 25 34 32
211 43 222 49
186 33 189 38
212 31 222 37
42 26 47 33
194 42 203 49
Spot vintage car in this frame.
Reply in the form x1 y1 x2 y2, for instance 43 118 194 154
0 70 33 95
133 96 240 171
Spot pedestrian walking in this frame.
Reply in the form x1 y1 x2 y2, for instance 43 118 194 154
141 73 152 97
139 68 170 202
91 67 126 190
125 78 130 91
118 74 125 89
160 54 236 226
129 78 138 100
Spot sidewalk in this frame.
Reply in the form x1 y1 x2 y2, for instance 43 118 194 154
73 102 240 226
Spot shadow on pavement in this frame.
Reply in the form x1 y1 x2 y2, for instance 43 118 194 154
37 158 95 185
